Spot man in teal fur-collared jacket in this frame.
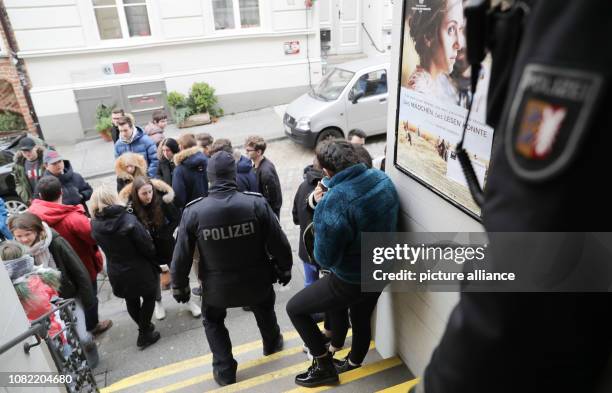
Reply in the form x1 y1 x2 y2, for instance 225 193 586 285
287 140 399 388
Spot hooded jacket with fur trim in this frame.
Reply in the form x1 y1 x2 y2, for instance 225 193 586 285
114 152 148 193
172 146 209 208
120 179 180 265
13 145 45 204
113 126 159 178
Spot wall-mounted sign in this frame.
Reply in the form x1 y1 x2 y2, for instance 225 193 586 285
284 41 300 55
394 0 494 218
102 61 130 75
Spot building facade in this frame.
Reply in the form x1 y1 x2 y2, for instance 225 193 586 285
3 0 394 143
0 5 36 134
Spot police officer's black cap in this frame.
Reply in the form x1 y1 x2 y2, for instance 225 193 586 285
208 150 236 179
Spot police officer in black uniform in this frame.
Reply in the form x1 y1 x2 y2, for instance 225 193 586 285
413 1 612 393
171 150 293 386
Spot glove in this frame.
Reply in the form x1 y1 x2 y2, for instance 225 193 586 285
172 286 191 303
276 269 292 286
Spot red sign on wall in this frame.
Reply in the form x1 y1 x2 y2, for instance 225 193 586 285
113 62 130 74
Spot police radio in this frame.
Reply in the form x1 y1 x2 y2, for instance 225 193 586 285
456 0 531 208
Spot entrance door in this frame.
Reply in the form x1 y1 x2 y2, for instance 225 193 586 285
319 0 362 55
336 0 361 54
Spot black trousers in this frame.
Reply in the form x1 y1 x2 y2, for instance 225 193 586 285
286 273 381 364
84 278 99 331
125 294 156 331
202 287 281 379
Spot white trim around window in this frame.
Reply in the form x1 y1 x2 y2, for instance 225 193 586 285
210 0 263 33
92 0 154 41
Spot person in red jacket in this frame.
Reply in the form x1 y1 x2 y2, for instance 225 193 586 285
29 176 113 336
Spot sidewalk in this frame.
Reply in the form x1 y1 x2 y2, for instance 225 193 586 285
57 105 288 179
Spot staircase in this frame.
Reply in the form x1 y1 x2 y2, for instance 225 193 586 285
98 325 416 393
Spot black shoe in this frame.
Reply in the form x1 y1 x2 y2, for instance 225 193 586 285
137 327 160 349
332 355 361 373
212 359 237 386
263 334 283 356
213 368 236 386
295 352 339 387
192 286 202 296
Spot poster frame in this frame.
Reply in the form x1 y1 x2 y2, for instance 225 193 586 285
392 0 482 221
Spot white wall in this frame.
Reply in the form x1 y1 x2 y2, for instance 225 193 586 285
0 264 61 393
374 0 485 378
6 0 322 142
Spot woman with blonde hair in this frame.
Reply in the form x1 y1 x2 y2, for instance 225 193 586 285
91 186 161 349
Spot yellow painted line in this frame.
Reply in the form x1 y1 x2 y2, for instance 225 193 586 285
101 323 324 393
375 378 420 393
147 329 353 393
284 356 404 393
208 343 376 393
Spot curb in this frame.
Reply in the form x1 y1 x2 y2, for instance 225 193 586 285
84 135 289 181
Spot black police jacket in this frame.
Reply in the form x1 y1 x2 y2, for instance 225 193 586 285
424 3 612 393
171 179 292 308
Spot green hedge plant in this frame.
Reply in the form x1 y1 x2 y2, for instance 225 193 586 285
0 111 27 132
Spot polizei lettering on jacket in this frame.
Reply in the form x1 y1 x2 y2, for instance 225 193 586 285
202 222 256 241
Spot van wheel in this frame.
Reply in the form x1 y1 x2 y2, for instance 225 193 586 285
316 128 343 146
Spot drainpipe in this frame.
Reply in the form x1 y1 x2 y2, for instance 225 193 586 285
0 2 44 139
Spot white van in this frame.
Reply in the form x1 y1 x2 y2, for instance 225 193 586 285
283 56 390 148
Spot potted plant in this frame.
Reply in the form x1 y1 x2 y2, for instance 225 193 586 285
167 82 223 128
95 104 115 142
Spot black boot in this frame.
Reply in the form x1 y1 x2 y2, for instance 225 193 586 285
263 334 284 356
333 353 361 373
212 359 237 386
137 324 160 349
295 352 339 387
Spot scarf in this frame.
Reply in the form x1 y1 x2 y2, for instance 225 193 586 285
28 223 56 269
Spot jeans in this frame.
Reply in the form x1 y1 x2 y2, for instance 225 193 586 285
286 273 381 364
84 278 99 331
202 288 281 379
125 294 156 331
302 260 319 287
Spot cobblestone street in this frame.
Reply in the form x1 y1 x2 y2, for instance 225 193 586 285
89 136 386 388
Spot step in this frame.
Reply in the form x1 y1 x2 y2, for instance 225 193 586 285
100 324 413 393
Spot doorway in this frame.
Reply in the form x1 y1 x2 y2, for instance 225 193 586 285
319 0 362 55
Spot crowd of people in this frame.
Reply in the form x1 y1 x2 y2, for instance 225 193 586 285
1 107 398 388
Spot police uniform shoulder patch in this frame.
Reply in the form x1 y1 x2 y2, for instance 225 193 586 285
242 191 263 197
185 196 204 208
505 64 603 182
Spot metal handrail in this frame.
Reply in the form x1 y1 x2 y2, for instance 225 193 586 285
361 23 386 54
0 299 73 356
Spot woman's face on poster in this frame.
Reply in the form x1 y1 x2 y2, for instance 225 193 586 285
435 0 464 74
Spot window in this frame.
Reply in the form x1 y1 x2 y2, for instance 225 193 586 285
213 0 260 31
311 68 355 101
93 0 151 40
351 70 388 99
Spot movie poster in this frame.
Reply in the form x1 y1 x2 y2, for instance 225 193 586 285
394 0 494 217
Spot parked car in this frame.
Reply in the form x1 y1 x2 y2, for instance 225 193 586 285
0 132 50 216
284 56 390 148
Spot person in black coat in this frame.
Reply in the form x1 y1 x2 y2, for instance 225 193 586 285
171 151 293 386
40 151 93 213
245 136 282 217
173 134 209 209
292 160 323 286
91 187 161 349
120 176 184 319
157 138 179 186
234 150 258 193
